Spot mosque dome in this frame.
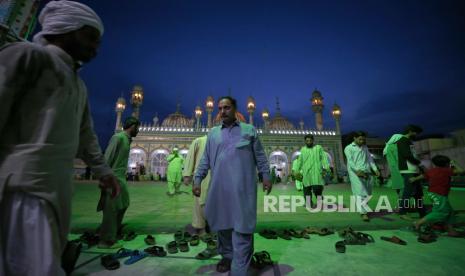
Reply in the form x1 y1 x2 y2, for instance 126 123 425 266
213 111 247 125
269 114 295 130
161 104 194 128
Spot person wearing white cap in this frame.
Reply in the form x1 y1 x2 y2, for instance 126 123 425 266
166 147 184 196
0 1 120 275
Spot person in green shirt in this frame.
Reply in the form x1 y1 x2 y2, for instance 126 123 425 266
292 134 330 207
167 147 184 196
98 117 140 248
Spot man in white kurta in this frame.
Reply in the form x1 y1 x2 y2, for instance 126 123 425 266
292 134 330 207
344 131 379 221
183 135 211 234
0 1 119 275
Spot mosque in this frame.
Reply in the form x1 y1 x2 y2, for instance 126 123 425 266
116 85 345 182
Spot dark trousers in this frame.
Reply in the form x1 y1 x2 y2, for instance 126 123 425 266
399 174 425 217
303 185 324 206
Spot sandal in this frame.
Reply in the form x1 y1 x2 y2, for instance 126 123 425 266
380 236 407 245
183 231 192 242
207 239 217 251
101 255 120 270
288 229 303 238
79 231 100 247
178 240 189 252
144 234 156 245
259 229 278 239
124 250 149 265
278 230 292 240
335 241 346 253
166 241 178 254
216 258 232 273
190 234 200 246
357 232 375 243
418 233 437 243
304 227 319 235
111 248 134 259
144 246 167 257
251 251 274 270
318 228 334 236
174 231 183 242
123 231 137 241
195 248 218 260
343 232 366 245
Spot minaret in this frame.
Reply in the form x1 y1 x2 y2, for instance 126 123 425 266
205 96 214 128
114 97 126 131
261 108 269 130
311 89 324 131
195 105 203 130
299 118 304 130
131 85 144 119
247 96 256 125
332 103 342 135
152 112 159 127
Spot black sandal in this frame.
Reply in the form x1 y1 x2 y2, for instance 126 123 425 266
144 234 156 245
335 241 346 253
251 251 274 270
195 248 217 260
178 240 189 252
166 241 178 254
190 234 200 246
144 245 167 257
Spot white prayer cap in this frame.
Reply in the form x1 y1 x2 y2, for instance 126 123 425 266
33 0 104 45
173 147 179 151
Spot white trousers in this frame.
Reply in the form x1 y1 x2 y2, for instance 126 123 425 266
0 192 65 276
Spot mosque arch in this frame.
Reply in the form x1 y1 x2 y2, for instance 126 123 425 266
129 147 147 174
269 151 289 179
291 151 301 162
150 149 169 177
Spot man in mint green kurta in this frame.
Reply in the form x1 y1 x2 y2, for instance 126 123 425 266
98 117 140 248
166 148 184 195
383 134 404 190
292 134 330 206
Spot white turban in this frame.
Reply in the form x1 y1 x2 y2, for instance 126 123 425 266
33 0 104 45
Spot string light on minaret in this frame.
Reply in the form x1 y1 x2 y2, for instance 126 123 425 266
205 96 214 128
332 103 342 135
311 89 324 131
247 96 256 125
195 105 203 130
114 97 126 131
131 85 144 119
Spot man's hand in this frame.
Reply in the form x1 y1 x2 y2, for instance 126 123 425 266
183 176 192 186
192 185 201 197
99 174 120 198
374 170 380 177
356 170 367 178
263 179 272 195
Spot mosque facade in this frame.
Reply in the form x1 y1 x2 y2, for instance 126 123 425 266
118 86 345 182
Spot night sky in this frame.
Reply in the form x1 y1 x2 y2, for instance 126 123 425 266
36 0 465 147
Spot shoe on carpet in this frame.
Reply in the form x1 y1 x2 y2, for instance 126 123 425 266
144 234 156 245
101 255 120 270
216 258 232 273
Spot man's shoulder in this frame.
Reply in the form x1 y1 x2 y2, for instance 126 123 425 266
1 41 50 59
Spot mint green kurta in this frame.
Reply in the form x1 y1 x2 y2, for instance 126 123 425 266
292 145 329 187
384 134 404 190
104 131 131 210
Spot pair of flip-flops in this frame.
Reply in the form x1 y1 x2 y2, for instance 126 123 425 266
251 251 274 270
144 245 167 257
101 248 148 270
166 240 189 254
